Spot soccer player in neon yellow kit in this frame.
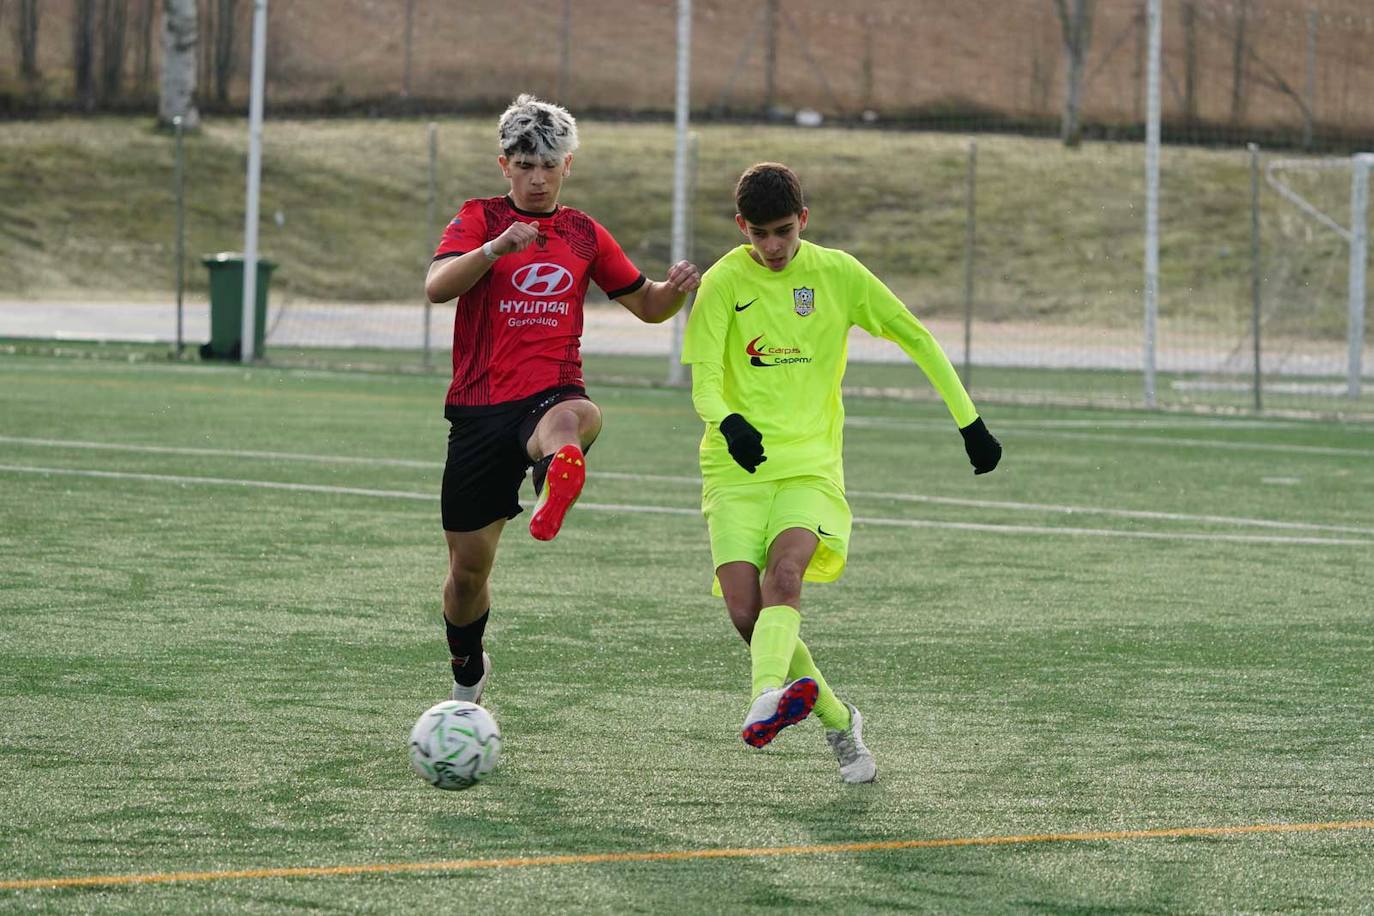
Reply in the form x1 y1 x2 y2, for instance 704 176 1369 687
681 162 1001 783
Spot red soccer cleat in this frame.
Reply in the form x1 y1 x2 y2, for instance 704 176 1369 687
529 444 586 541
740 678 819 749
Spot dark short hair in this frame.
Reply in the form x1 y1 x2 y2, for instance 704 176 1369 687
734 162 805 225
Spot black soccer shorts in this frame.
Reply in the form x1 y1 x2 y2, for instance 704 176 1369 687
441 385 590 532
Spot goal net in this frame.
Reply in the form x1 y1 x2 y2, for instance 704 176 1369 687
1258 153 1371 400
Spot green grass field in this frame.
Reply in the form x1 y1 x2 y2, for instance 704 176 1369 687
2 352 1372 912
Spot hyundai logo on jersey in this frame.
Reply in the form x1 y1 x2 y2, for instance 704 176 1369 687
512 263 574 297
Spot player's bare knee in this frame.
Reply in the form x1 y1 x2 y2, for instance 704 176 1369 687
447 561 490 604
576 400 603 440
762 557 806 599
556 399 602 445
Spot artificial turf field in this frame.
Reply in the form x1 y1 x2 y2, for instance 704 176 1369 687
1 352 1371 913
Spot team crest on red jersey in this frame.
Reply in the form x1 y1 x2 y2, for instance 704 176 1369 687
793 287 815 316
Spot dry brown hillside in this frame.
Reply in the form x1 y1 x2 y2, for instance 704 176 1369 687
7 0 1374 140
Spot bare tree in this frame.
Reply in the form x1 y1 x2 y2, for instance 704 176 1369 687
1029 27 1055 114
1180 0 1198 123
99 0 130 101
137 0 157 94
73 0 98 109
1229 0 1251 122
13 0 40 82
212 0 238 103
402 0 415 98
763 0 778 113
1051 0 1094 147
159 0 199 128
198 0 214 102
860 13 874 111
1241 29 1312 133
1133 2 1145 121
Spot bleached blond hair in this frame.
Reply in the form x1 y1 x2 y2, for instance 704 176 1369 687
497 94 579 162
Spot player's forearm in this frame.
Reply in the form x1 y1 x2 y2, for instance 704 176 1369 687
689 360 732 425
425 250 495 303
633 280 688 324
880 311 978 427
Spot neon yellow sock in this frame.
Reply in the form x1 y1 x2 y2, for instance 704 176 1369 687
788 638 851 731
750 605 801 699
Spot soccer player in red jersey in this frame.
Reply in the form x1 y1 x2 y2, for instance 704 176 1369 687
424 94 701 704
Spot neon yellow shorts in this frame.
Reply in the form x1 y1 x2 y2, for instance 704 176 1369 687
702 475 852 595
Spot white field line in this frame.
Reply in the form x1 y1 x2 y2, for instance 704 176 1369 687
1 464 1371 547
0 356 421 385
597 474 1374 537
971 417 1321 430
847 490 1374 537
1 435 1369 536
0 436 435 469
848 516 1374 546
7 425 1372 463
0 464 435 501
844 416 1374 458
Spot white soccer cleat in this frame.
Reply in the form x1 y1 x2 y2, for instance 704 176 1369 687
740 678 818 748
825 701 876 784
450 651 491 704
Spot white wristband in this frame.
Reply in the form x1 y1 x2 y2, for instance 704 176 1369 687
481 240 500 261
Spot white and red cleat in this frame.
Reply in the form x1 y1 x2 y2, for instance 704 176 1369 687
740 678 818 748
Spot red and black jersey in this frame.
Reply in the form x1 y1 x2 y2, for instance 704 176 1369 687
433 196 645 409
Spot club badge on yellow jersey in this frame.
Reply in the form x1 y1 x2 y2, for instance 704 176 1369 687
793 287 815 317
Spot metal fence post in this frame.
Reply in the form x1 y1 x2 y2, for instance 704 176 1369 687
425 122 438 369
666 0 693 386
1249 142 1262 412
962 138 977 387
1347 153 1371 398
173 114 186 358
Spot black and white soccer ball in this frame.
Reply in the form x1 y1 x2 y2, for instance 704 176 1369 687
407 700 502 790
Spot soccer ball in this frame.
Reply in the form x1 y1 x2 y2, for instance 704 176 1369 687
407 700 502 790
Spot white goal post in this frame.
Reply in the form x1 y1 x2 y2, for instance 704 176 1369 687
1265 152 1373 398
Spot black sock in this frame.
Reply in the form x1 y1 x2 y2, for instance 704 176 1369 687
445 610 489 687
531 453 554 496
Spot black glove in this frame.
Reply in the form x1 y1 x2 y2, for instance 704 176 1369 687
959 416 1001 475
719 413 766 473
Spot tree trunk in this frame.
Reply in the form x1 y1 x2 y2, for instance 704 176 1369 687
14 0 40 81
137 0 156 94
1030 26 1055 114
1132 3 1145 122
402 0 414 98
213 0 237 104
1052 0 1094 147
73 0 97 109
159 0 199 128
199 0 213 103
1229 0 1250 123
763 0 778 113
1181 0 1197 123
860 14 874 111
99 0 129 102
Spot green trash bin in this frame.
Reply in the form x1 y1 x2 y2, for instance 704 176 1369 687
200 252 277 360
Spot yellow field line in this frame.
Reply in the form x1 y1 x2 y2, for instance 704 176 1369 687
3 819 1372 891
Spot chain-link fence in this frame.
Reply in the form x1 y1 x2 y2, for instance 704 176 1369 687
2 0 1371 415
